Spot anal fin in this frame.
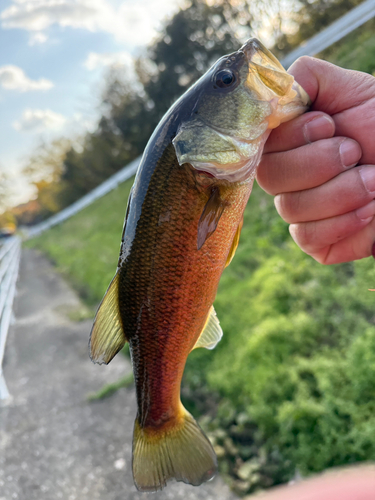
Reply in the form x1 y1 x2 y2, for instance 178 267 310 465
193 306 223 350
89 272 127 365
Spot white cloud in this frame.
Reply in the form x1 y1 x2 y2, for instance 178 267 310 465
28 31 48 45
1 0 179 46
0 65 53 91
1 0 98 32
84 51 133 71
13 108 66 132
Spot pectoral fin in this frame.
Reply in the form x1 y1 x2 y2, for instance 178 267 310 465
225 217 243 267
197 187 225 250
89 272 127 365
193 306 223 350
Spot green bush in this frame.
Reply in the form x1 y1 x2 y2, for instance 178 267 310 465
184 184 375 492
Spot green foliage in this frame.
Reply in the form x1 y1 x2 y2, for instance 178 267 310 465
138 0 252 117
87 373 134 401
184 184 375 491
59 126 130 209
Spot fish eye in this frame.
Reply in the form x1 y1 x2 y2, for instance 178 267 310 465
214 69 236 89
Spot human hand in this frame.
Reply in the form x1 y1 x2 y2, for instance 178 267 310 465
257 57 375 264
245 466 375 500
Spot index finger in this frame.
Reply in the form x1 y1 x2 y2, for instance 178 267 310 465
289 56 375 115
264 111 335 154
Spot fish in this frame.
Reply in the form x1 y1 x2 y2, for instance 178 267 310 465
89 38 310 492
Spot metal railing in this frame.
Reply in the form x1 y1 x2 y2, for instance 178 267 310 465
26 156 141 239
281 0 375 67
0 236 21 400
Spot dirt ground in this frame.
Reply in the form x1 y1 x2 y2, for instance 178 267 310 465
0 248 237 500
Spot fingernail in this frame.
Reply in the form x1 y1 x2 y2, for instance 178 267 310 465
303 115 334 143
359 167 375 195
340 139 361 168
356 200 375 220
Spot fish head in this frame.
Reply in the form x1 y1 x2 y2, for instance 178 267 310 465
173 38 310 182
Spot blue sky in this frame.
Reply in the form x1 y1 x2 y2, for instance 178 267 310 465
0 0 177 206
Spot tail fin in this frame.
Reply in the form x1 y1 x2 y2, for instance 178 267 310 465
132 409 217 491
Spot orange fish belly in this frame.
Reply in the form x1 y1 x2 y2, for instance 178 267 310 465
117 148 252 431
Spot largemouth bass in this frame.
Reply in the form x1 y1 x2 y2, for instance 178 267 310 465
90 39 309 491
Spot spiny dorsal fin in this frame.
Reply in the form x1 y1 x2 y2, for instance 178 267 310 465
193 306 223 350
89 272 127 365
225 217 243 268
197 187 225 250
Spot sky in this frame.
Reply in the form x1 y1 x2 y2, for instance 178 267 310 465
0 0 178 206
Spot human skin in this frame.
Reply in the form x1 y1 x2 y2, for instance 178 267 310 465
246 466 375 500
257 57 375 264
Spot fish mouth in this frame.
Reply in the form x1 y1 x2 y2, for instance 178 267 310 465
240 37 311 117
173 38 310 184
239 38 286 73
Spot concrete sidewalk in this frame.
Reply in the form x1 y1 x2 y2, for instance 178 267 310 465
0 249 237 500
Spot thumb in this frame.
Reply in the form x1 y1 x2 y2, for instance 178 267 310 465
288 57 375 115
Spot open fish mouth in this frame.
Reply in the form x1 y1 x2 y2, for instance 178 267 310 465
173 38 310 183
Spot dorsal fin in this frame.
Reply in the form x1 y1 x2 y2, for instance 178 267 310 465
89 272 127 365
192 306 223 350
225 217 243 267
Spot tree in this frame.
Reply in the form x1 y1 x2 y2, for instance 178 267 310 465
137 0 254 120
0 170 10 214
59 124 130 207
21 139 72 219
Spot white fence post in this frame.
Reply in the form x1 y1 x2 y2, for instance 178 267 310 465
0 236 21 401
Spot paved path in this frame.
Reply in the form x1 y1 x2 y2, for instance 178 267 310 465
1 249 237 500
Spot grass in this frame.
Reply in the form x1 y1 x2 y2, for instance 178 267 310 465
87 373 134 401
319 18 375 74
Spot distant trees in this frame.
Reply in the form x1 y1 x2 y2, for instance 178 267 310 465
0 171 16 228
20 0 256 223
0 171 10 214
17 0 365 225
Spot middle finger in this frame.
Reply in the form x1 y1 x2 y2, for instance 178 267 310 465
258 137 361 195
